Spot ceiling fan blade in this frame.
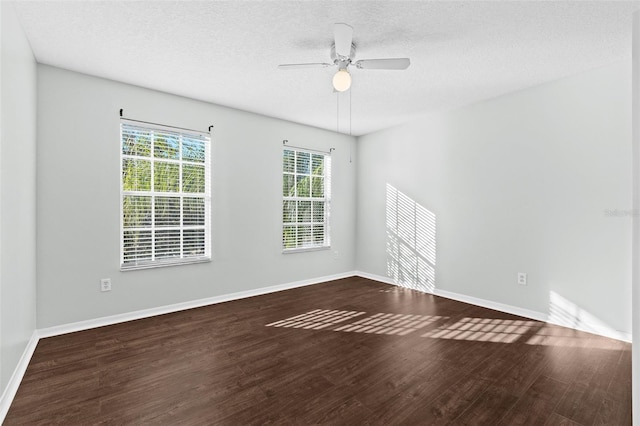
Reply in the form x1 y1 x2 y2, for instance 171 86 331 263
355 58 411 70
334 23 353 58
278 63 332 70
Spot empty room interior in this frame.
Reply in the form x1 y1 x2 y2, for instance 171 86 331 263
2 0 640 424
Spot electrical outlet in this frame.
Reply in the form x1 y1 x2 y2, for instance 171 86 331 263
100 278 111 292
333 250 339 260
517 273 527 286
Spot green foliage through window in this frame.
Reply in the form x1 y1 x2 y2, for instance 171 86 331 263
121 122 211 268
282 148 331 250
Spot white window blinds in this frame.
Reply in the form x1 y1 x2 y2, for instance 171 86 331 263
120 121 211 270
282 147 331 251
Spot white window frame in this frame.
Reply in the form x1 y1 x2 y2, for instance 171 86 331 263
120 119 212 270
282 146 331 253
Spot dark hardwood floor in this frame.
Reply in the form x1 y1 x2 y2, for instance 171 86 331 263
5 277 631 425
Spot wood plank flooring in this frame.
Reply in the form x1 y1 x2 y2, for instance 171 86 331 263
5 277 632 425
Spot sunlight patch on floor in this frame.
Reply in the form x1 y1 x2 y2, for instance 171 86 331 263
266 308 620 349
422 317 540 343
334 312 446 335
266 309 445 335
265 309 366 330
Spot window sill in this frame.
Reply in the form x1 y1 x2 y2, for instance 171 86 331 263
121 257 211 271
282 246 331 254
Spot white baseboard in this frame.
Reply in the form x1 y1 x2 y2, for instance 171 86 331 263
434 287 549 322
354 271 632 342
38 271 357 339
0 331 39 422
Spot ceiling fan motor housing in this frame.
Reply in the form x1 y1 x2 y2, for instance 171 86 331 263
331 42 356 68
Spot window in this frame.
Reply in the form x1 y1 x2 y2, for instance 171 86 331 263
282 147 331 251
120 121 211 270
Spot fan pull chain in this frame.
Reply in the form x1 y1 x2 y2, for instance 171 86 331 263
336 92 340 134
349 88 352 163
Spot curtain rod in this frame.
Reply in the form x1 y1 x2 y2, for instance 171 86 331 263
119 109 213 134
283 140 335 155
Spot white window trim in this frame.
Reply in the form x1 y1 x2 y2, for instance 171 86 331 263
120 119 212 271
282 146 332 253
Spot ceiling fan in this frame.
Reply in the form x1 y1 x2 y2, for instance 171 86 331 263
278 23 411 92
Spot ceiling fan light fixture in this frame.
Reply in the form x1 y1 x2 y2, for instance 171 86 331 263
332 68 352 92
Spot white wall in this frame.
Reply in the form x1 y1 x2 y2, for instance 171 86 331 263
632 11 640 425
36 65 356 328
0 1 37 391
357 61 632 338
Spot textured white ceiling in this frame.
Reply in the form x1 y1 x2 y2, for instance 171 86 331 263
13 1 640 136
